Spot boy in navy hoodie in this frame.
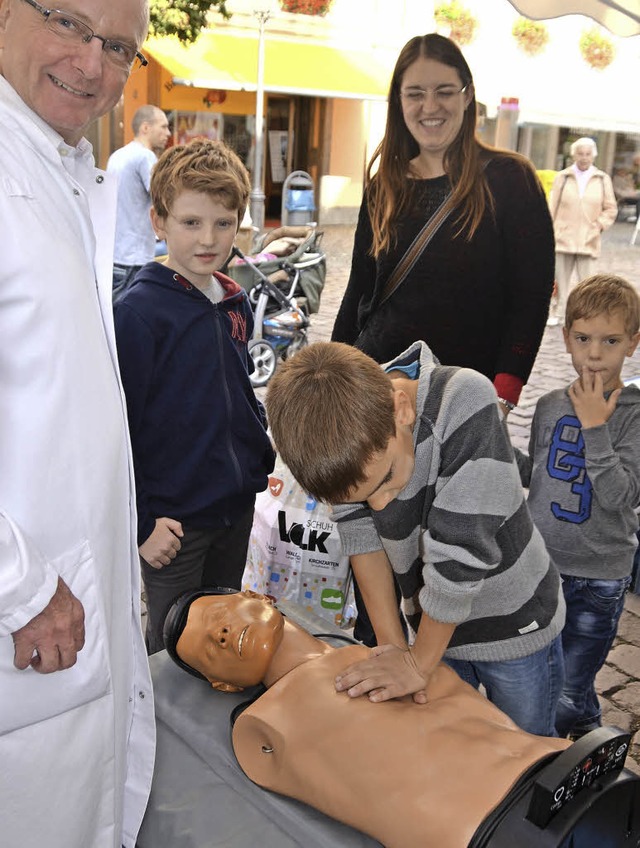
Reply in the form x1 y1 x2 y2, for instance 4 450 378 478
114 139 275 653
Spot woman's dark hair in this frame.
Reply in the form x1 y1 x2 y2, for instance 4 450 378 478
367 33 526 255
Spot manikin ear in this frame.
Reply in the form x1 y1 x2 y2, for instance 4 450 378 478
210 680 245 694
392 387 415 429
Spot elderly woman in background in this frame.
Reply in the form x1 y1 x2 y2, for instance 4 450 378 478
332 33 554 417
548 137 617 325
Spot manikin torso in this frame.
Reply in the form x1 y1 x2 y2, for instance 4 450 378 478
232 644 569 848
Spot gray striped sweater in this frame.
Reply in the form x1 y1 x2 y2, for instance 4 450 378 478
334 342 565 662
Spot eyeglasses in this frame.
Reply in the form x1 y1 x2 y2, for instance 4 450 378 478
21 0 148 72
400 85 468 106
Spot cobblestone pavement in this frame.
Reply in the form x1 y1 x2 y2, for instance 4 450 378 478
303 219 640 771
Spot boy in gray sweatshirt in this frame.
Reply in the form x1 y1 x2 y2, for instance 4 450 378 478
515 274 640 738
267 340 565 736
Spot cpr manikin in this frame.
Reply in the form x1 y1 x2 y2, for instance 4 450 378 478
164 588 573 848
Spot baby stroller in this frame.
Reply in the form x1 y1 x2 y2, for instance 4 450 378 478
225 226 326 387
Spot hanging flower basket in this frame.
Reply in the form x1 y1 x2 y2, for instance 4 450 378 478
579 27 615 70
434 1 478 46
512 17 549 56
279 0 334 15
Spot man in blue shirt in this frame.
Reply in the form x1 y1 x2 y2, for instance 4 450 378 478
107 104 170 301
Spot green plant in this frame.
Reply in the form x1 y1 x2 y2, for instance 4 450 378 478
279 0 334 15
149 0 230 43
512 17 549 56
579 27 615 70
434 1 478 46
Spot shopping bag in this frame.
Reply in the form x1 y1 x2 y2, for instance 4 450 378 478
243 456 354 628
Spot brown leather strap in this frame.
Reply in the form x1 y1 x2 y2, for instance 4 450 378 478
551 174 568 221
379 191 455 306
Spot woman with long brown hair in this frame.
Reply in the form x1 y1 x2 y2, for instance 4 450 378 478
332 33 554 416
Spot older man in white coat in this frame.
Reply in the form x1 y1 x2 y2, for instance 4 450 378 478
0 0 155 846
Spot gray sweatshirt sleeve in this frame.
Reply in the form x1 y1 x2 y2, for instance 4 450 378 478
331 502 384 556
511 407 538 487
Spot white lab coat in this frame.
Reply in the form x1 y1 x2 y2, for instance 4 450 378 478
0 78 154 846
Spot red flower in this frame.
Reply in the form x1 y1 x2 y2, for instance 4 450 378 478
279 0 333 15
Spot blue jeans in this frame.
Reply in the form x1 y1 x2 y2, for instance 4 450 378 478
631 531 640 593
445 635 564 736
555 574 631 738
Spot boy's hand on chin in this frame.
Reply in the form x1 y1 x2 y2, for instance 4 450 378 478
569 367 621 429
335 643 428 704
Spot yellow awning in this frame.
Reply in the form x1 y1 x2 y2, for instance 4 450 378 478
144 31 392 101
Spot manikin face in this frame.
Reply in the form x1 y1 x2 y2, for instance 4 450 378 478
563 311 640 393
0 0 148 146
177 591 285 691
399 56 472 164
572 144 595 171
342 388 416 513
152 190 239 290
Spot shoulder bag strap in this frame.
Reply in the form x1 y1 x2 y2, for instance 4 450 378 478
378 190 455 307
552 174 569 221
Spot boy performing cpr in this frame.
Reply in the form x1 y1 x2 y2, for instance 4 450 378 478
266 340 565 735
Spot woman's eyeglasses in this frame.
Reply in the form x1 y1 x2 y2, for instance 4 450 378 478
400 85 468 106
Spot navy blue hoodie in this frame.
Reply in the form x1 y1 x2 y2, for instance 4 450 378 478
114 262 275 546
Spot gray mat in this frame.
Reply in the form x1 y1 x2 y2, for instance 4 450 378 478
138 607 380 848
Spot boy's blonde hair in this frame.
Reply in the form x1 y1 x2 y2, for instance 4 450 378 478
565 274 640 337
151 138 250 224
266 342 396 503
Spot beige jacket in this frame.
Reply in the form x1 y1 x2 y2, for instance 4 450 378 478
550 166 618 258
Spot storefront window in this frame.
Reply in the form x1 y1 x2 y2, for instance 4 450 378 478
170 111 255 174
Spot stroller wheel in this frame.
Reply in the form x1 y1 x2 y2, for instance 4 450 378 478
248 339 278 387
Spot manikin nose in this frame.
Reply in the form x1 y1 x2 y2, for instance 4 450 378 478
216 625 230 647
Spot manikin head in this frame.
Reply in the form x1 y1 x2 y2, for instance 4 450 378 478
164 588 284 693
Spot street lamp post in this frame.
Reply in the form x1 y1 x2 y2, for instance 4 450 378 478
249 8 271 236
